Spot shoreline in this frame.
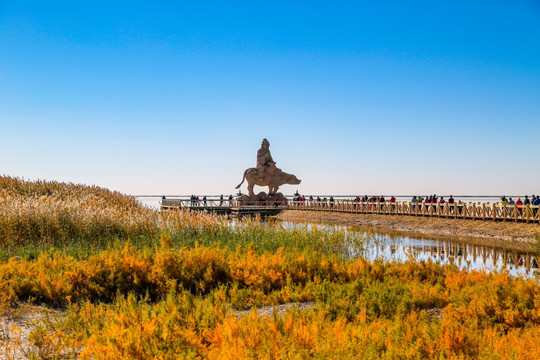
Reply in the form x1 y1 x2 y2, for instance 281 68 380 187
275 210 540 250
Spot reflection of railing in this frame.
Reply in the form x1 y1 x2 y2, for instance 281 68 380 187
398 240 539 275
288 200 540 223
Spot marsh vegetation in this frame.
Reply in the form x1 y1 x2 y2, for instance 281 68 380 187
0 176 539 359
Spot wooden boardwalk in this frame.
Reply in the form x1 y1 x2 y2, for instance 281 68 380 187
161 197 540 223
288 200 540 223
161 198 286 217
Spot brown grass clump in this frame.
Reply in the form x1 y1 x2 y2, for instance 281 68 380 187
0 176 226 247
0 176 160 244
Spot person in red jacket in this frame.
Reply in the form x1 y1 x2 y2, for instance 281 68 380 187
516 198 524 216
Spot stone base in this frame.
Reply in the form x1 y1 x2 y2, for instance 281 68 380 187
238 192 287 206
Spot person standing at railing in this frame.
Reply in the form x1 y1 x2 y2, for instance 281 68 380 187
516 198 523 216
411 196 417 212
389 196 396 212
203 196 207 207
448 195 455 214
457 200 464 215
439 197 445 214
330 196 334 209
533 195 540 216
424 196 431 212
229 195 233 206
508 197 515 216
220 194 223 206
524 195 530 206
378 195 385 212
416 196 422 212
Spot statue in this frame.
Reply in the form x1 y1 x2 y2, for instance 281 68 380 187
256 138 275 180
257 139 273 166
236 139 301 198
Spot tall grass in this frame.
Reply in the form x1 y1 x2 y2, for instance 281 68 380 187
0 176 370 259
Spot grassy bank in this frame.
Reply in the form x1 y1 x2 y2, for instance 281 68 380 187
1 176 539 359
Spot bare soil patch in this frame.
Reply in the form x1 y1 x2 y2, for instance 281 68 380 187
0 305 53 360
235 301 317 319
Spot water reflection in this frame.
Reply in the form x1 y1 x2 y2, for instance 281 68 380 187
364 236 539 278
279 221 540 278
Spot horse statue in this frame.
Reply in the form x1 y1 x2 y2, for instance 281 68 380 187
235 167 301 196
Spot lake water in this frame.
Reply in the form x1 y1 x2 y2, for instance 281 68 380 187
134 196 540 279
278 222 539 279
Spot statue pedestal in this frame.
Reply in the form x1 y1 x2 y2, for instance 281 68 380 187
238 192 287 206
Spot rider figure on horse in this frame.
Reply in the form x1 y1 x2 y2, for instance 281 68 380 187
256 139 277 182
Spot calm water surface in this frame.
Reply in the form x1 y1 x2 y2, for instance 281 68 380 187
279 221 539 279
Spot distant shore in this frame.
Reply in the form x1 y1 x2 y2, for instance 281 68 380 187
276 210 540 249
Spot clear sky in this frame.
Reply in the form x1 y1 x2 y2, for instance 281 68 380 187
1 1 539 196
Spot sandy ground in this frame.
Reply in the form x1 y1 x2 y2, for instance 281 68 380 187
0 305 49 360
235 302 317 319
276 210 540 249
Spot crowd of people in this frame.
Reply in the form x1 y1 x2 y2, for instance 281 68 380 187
185 194 234 206
291 194 540 206
500 195 540 206
176 194 539 213
290 194 540 216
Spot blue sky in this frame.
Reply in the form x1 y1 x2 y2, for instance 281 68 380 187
1 1 539 196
